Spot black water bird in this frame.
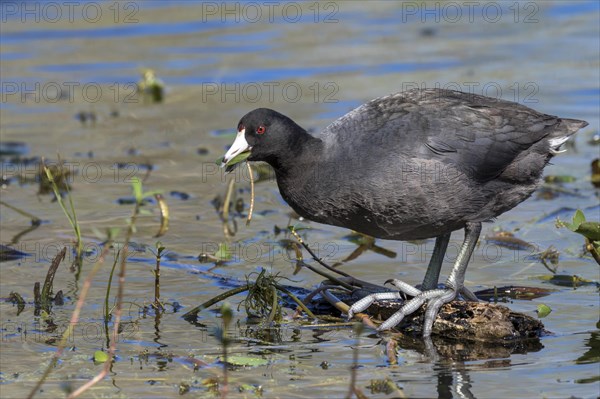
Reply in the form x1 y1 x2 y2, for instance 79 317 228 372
220 88 588 337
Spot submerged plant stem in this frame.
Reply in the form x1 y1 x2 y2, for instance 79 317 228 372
182 285 250 320
0 200 41 225
104 249 120 322
222 178 236 237
289 228 352 278
43 158 83 272
272 283 317 319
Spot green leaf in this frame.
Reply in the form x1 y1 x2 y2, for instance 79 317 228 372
225 356 268 367
573 209 586 227
536 304 552 318
558 210 598 238
573 222 600 241
131 177 143 203
217 151 250 168
94 350 109 363
215 243 231 261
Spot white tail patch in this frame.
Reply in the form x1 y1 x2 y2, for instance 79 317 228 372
548 136 570 154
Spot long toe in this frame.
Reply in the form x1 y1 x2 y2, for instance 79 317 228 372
347 291 405 320
385 278 422 297
376 288 457 336
422 288 456 337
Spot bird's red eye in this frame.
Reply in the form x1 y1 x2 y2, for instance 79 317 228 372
238 124 245 132
256 126 266 134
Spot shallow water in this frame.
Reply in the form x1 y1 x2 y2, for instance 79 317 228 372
1 1 599 398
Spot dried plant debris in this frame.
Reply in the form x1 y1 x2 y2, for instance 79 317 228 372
7 292 25 315
484 231 535 251
364 298 545 342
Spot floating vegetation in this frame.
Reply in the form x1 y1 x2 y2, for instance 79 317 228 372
224 356 269 368
557 209 600 265
536 246 561 273
544 175 576 183
475 286 554 301
484 231 535 251
536 304 552 318
137 68 164 103
93 350 109 364
182 267 315 323
540 274 597 288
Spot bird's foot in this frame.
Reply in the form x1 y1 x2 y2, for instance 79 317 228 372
347 281 474 337
376 286 456 337
378 278 479 302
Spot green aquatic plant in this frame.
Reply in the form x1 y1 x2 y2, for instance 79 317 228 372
43 159 83 273
557 209 600 265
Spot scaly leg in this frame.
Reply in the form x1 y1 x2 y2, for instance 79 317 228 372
348 223 482 337
367 234 452 299
421 233 451 290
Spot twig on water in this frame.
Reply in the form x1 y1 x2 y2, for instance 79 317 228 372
246 162 255 226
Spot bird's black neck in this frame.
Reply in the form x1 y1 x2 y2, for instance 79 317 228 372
268 131 323 177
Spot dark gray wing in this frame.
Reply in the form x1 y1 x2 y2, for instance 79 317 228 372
320 89 579 181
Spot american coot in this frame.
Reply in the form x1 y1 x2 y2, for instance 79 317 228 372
220 88 588 337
